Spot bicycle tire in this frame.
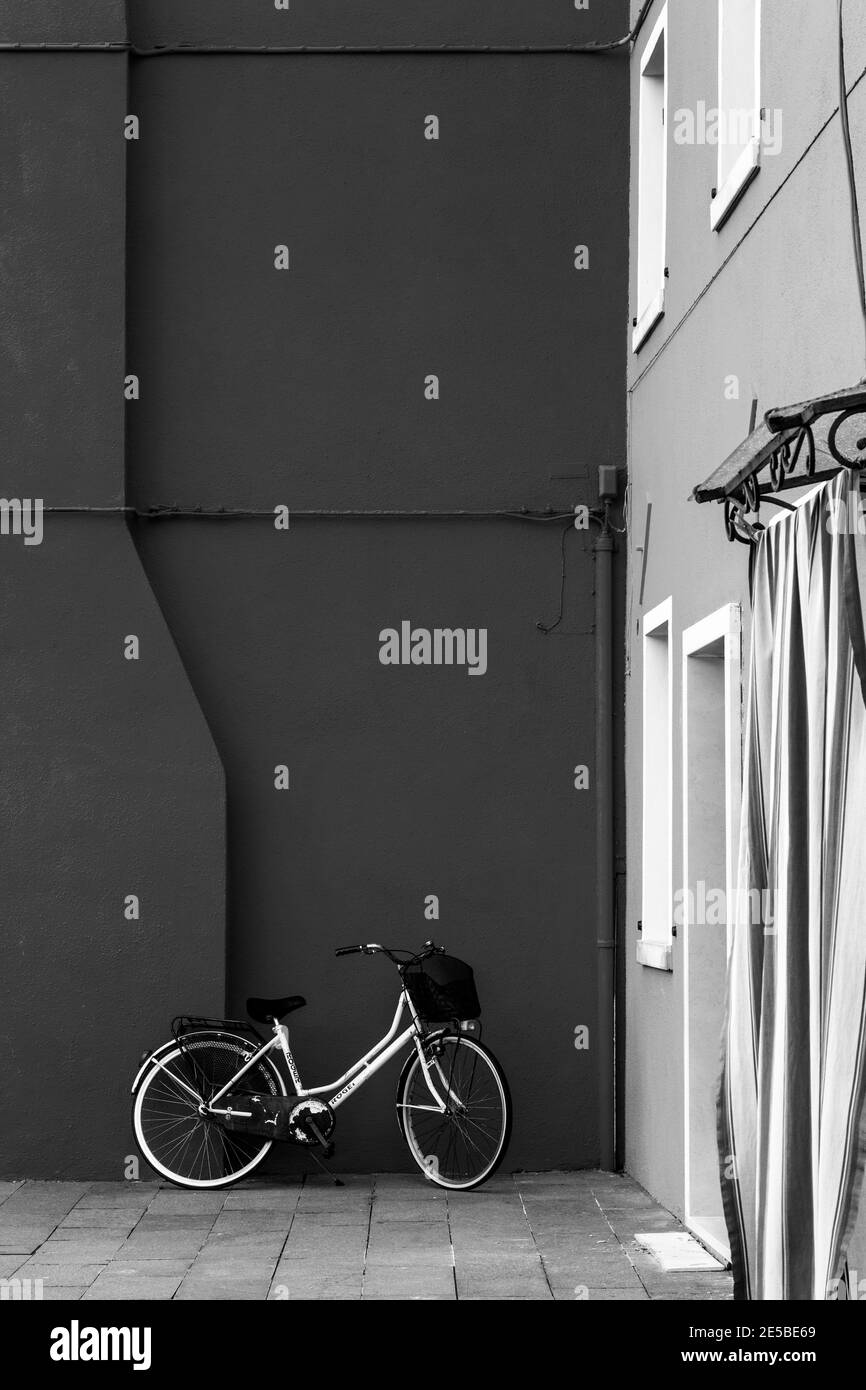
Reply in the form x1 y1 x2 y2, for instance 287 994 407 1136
396 1035 511 1191
132 1030 286 1189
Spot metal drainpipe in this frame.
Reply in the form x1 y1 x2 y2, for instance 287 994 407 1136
594 498 616 1173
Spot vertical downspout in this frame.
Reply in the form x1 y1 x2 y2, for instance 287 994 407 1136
594 502 616 1172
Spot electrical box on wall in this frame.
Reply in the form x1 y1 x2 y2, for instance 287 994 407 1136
599 465 620 502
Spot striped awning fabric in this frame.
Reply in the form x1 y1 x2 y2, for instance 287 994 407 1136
718 468 866 1300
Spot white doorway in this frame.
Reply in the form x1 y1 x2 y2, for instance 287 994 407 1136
682 604 741 1261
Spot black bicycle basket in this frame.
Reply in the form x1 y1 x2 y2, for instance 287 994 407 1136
403 954 481 1022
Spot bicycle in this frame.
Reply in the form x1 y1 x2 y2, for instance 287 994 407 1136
131 940 511 1191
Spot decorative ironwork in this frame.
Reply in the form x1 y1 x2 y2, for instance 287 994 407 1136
828 407 866 469
723 496 759 546
722 424 818 543
692 384 866 546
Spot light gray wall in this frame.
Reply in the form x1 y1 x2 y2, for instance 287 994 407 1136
625 0 866 1218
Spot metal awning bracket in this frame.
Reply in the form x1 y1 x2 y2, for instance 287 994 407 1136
691 382 866 545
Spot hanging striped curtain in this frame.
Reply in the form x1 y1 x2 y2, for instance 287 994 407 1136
718 468 866 1300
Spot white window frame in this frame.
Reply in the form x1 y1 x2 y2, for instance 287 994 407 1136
632 4 668 352
710 0 762 231
681 602 741 1262
638 596 673 970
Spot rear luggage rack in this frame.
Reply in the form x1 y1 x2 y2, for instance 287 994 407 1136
169 1016 267 1095
170 1014 265 1042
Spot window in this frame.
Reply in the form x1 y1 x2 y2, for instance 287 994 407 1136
681 604 741 1261
639 597 673 969
633 5 667 352
711 0 761 231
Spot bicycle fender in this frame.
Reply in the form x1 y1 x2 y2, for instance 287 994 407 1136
129 1030 258 1095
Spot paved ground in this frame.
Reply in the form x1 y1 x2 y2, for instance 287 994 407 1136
0 1172 733 1300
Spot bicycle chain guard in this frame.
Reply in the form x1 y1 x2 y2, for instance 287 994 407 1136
220 1093 336 1146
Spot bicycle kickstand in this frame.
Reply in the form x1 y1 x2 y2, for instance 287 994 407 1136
307 1123 344 1187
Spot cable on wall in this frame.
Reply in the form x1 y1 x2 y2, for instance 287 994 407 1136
43 503 606 635
838 0 866 372
0 3 659 58
536 523 574 634
44 505 598 523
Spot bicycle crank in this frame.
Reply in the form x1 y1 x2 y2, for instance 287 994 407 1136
287 1098 336 1155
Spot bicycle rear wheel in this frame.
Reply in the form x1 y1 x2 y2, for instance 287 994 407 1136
132 1032 286 1189
397 1035 511 1190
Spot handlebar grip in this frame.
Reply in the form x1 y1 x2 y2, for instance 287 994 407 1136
335 945 364 957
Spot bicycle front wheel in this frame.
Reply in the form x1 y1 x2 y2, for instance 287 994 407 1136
132 1032 286 1189
397 1035 511 1190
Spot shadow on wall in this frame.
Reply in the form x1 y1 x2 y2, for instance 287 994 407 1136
131 518 600 1171
0 520 225 1179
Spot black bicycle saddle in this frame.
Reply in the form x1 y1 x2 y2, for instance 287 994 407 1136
246 995 306 1023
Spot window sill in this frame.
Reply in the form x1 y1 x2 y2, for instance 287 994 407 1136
710 137 761 232
631 288 665 353
636 939 672 971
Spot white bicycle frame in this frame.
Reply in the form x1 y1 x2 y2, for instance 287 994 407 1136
190 987 455 1117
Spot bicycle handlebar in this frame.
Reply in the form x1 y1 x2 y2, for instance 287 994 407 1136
334 940 444 964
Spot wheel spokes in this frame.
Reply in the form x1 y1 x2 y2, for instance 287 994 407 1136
137 1039 280 1184
404 1039 506 1186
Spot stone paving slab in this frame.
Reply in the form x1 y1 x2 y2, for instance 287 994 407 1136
210 1209 292 1229
0 1172 733 1301
56 1212 140 1232
270 1267 363 1299
84 1275 185 1301
371 1204 448 1222
455 1253 552 1301
145 1192 226 1214
195 1231 287 1256
100 1259 193 1279
561 1263 646 1291
287 1208 370 1226
116 1233 208 1256
175 1277 272 1301
34 1240 128 1263
14 1262 109 1284
74 1194 154 1210
365 1219 453 1266
0 1234 58 1255
362 1263 455 1300
86 1183 160 1197
578 1287 651 1301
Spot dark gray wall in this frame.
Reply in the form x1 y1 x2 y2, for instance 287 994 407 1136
128 1 624 49
127 44 627 1170
0 1 126 45
0 25 225 1179
132 519 603 1170
0 0 628 1176
125 56 624 510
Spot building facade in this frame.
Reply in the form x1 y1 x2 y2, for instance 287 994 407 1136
16 0 866 1269
625 0 866 1269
